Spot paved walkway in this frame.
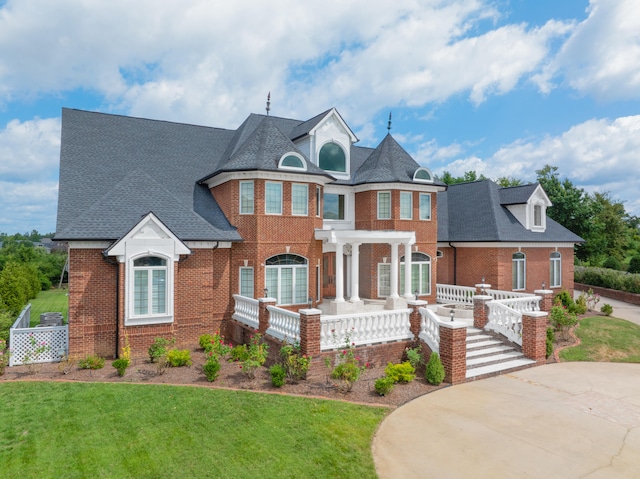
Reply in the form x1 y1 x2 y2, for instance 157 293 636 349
373 362 640 478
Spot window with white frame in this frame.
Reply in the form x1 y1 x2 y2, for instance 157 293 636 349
316 186 321 217
291 184 308 216
378 191 391 219
400 192 412 220
319 142 346 173
265 182 282 215
265 254 308 305
239 181 254 214
324 193 345 220
378 263 391 297
512 252 526 290
239 267 254 297
133 256 167 316
534 204 542 227
550 252 561 288
419 193 431 220
400 252 431 295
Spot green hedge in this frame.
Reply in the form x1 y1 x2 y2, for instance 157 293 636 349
575 266 640 294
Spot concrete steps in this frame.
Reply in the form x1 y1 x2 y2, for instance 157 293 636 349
465 327 535 380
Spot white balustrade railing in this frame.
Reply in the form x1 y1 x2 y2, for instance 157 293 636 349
487 289 536 301
418 307 441 353
436 284 475 305
486 301 523 345
232 295 259 330
266 306 300 344
9 325 69 366
320 309 412 351
497 295 541 313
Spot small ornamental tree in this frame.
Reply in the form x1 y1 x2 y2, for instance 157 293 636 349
425 352 445 385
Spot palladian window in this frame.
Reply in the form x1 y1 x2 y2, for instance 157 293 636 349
265 254 308 305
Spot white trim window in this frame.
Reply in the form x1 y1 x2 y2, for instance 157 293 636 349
239 267 254 297
512 252 526 291
239 181 254 214
291 184 308 216
132 256 168 318
378 191 391 219
400 192 412 220
316 186 321 217
378 263 391 297
265 254 308 305
265 182 283 215
400 252 431 295
550 252 561 288
419 193 431 220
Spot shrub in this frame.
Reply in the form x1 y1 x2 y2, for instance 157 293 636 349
550 305 578 341
112 358 130 377
574 294 587 315
374 376 395 396
198 334 214 349
546 328 555 358
384 361 416 383
628 256 640 274
78 355 105 370
269 364 286 387
425 352 445 385
148 337 174 363
166 349 192 367
603 256 623 271
203 355 221 382
280 343 311 383
328 333 369 393
0 338 9 376
575 266 640 294
202 331 231 358
230 344 248 362
239 333 268 379
601 303 613 316
0 311 13 343
404 345 423 370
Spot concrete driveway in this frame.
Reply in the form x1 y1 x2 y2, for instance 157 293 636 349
373 362 640 478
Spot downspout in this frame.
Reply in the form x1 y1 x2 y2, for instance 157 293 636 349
448 242 457 285
103 254 120 359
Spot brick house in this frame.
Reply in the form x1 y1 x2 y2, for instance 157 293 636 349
54 107 582 359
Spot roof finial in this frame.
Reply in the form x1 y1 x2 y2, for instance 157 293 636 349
266 92 271 116
387 111 392 132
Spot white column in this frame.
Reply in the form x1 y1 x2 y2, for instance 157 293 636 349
334 242 345 302
403 242 413 298
349 243 361 302
390 242 399 299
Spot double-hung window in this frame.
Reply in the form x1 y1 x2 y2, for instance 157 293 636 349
291 184 308 216
419 193 431 220
265 182 282 215
239 181 254 214
400 192 412 219
512 252 526 290
378 191 391 219
239 267 254 297
550 252 561 288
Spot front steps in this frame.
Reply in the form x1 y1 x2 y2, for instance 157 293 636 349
465 327 536 380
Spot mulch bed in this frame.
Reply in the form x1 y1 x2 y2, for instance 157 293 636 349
1 351 446 408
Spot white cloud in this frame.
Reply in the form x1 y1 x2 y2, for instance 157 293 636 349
0 181 58 234
0 117 61 181
536 0 640 100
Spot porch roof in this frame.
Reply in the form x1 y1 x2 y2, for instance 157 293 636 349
315 229 416 244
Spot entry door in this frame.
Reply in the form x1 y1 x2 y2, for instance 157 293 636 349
322 253 336 299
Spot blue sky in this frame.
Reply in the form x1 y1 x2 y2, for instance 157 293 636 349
1 0 639 235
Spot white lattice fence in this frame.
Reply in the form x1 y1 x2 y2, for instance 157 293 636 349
9 326 69 366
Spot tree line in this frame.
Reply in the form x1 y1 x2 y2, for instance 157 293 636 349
438 165 640 272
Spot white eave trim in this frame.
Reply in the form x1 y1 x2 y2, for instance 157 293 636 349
202 170 334 188
437 241 578 248
316 229 416 245
353 182 446 193
309 108 359 144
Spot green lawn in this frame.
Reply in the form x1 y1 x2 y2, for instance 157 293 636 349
559 316 640 362
27 288 69 326
0 382 387 479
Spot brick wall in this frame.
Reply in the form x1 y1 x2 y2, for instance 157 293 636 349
575 283 640 306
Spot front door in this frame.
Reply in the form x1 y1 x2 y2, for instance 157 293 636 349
322 253 336 299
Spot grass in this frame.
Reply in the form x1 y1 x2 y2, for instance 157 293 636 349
0 382 387 479
559 316 640 362
27 288 69 326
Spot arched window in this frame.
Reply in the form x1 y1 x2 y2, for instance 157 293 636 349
400 252 432 295
413 167 434 183
319 142 346 173
265 254 308 305
132 256 167 316
550 252 561 288
512 252 526 290
279 153 306 170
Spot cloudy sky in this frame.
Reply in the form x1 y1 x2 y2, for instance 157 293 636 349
1 0 639 235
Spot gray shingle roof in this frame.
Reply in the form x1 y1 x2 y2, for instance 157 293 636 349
499 183 538 205
437 180 584 243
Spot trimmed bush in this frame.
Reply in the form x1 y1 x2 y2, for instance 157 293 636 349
148 337 174 363
374 376 395 396
112 358 130 377
384 361 415 383
269 364 286 387
78 355 105 370
425 352 445 385
203 356 221 382
166 349 192 367
601 303 613 316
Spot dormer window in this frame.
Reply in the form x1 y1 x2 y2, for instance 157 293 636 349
413 167 434 183
531 202 546 231
534 204 542 227
319 142 346 173
279 152 306 171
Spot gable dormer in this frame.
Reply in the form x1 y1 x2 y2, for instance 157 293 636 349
291 108 358 180
501 183 552 232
